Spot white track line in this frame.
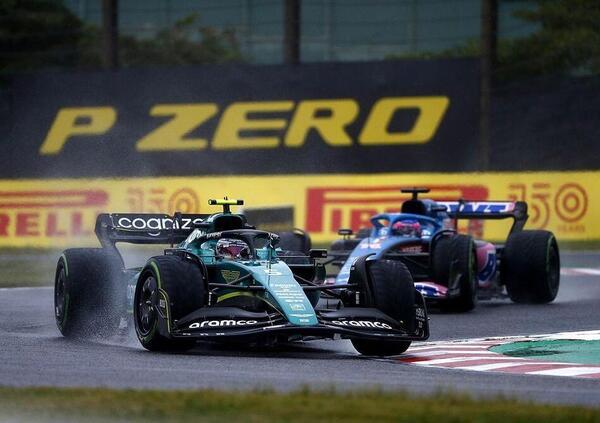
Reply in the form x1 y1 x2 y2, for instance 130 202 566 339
561 267 600 276
407 344 496 351
406 349 505 357
412 356 519 365
528 367 600 377
455 362 541 371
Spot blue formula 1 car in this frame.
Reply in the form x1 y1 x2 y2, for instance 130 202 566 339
53 198 429 356
327 188 560 312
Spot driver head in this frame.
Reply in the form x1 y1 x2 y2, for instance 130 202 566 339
215 238 251 260
392 220 422 237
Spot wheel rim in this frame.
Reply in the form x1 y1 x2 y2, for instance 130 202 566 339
547 242 560 296
55 267 67 324
136 276 158 336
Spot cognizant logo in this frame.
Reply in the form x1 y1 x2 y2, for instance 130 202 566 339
116 216 204 231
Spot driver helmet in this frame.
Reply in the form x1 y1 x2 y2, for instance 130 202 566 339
215 238 251 260
392 220 422 237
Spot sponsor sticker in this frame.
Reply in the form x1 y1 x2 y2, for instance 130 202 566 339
221 270 241 283
290 303 307 311
398 245 423 253
117 216 203 231
438 201 515 214
0 173 596 247
188 319 259 329
330 320 393 330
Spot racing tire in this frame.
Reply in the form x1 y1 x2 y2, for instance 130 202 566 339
350 260 414 356
134 255 206 352
432 235 478 313
277 229 312 254
54 248 124 339
502 230 560 304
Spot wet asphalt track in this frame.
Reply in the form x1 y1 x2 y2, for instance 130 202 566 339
0 252 599 406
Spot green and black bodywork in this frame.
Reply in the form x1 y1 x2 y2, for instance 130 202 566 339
54 199 429 356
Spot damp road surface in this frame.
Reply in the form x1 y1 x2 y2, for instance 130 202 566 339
0 252 599 406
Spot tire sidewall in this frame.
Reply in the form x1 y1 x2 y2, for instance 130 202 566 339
54 255 71 334
133 268 161 346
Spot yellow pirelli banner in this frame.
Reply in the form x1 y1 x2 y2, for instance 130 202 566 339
0 171 596 247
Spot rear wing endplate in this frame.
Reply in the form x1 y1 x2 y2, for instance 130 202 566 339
437 200 528 234
95 213 211 248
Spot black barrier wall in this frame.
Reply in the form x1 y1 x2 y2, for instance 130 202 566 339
2 60 480 178
2 60 598 178
490 76 600 171
0 88 8 147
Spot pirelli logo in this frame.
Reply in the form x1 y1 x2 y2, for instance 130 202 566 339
39 96 449 154
0 190 107 238
305 185 489 235
0 184 203 245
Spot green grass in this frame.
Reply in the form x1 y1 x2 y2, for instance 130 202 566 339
0 386 598 423
0 248 61 287
0 246 163 288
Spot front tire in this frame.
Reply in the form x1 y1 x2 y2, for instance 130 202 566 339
54 248 124 339
432 235 477 312
134 255 206 352
502 230 560 303
350 260 414 356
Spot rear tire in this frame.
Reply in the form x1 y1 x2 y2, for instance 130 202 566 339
350 260 414 356
502 230 560 303
54 248 124 339
277 229 312 254
134 255 206 352
432 235 477 312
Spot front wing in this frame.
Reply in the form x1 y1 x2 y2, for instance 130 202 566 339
169 303 429 342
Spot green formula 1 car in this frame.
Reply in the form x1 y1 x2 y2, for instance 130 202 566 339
54 198 429 356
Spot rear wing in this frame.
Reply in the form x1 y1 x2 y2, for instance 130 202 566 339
95 213 210 248
437 200 528 234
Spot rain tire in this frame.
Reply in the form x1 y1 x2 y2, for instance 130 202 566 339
502 230 560 304
54 248 124 339
351 259 414 356
134 255 206 352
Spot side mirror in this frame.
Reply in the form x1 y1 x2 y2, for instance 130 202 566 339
338 228 353 236
309 249 328 258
